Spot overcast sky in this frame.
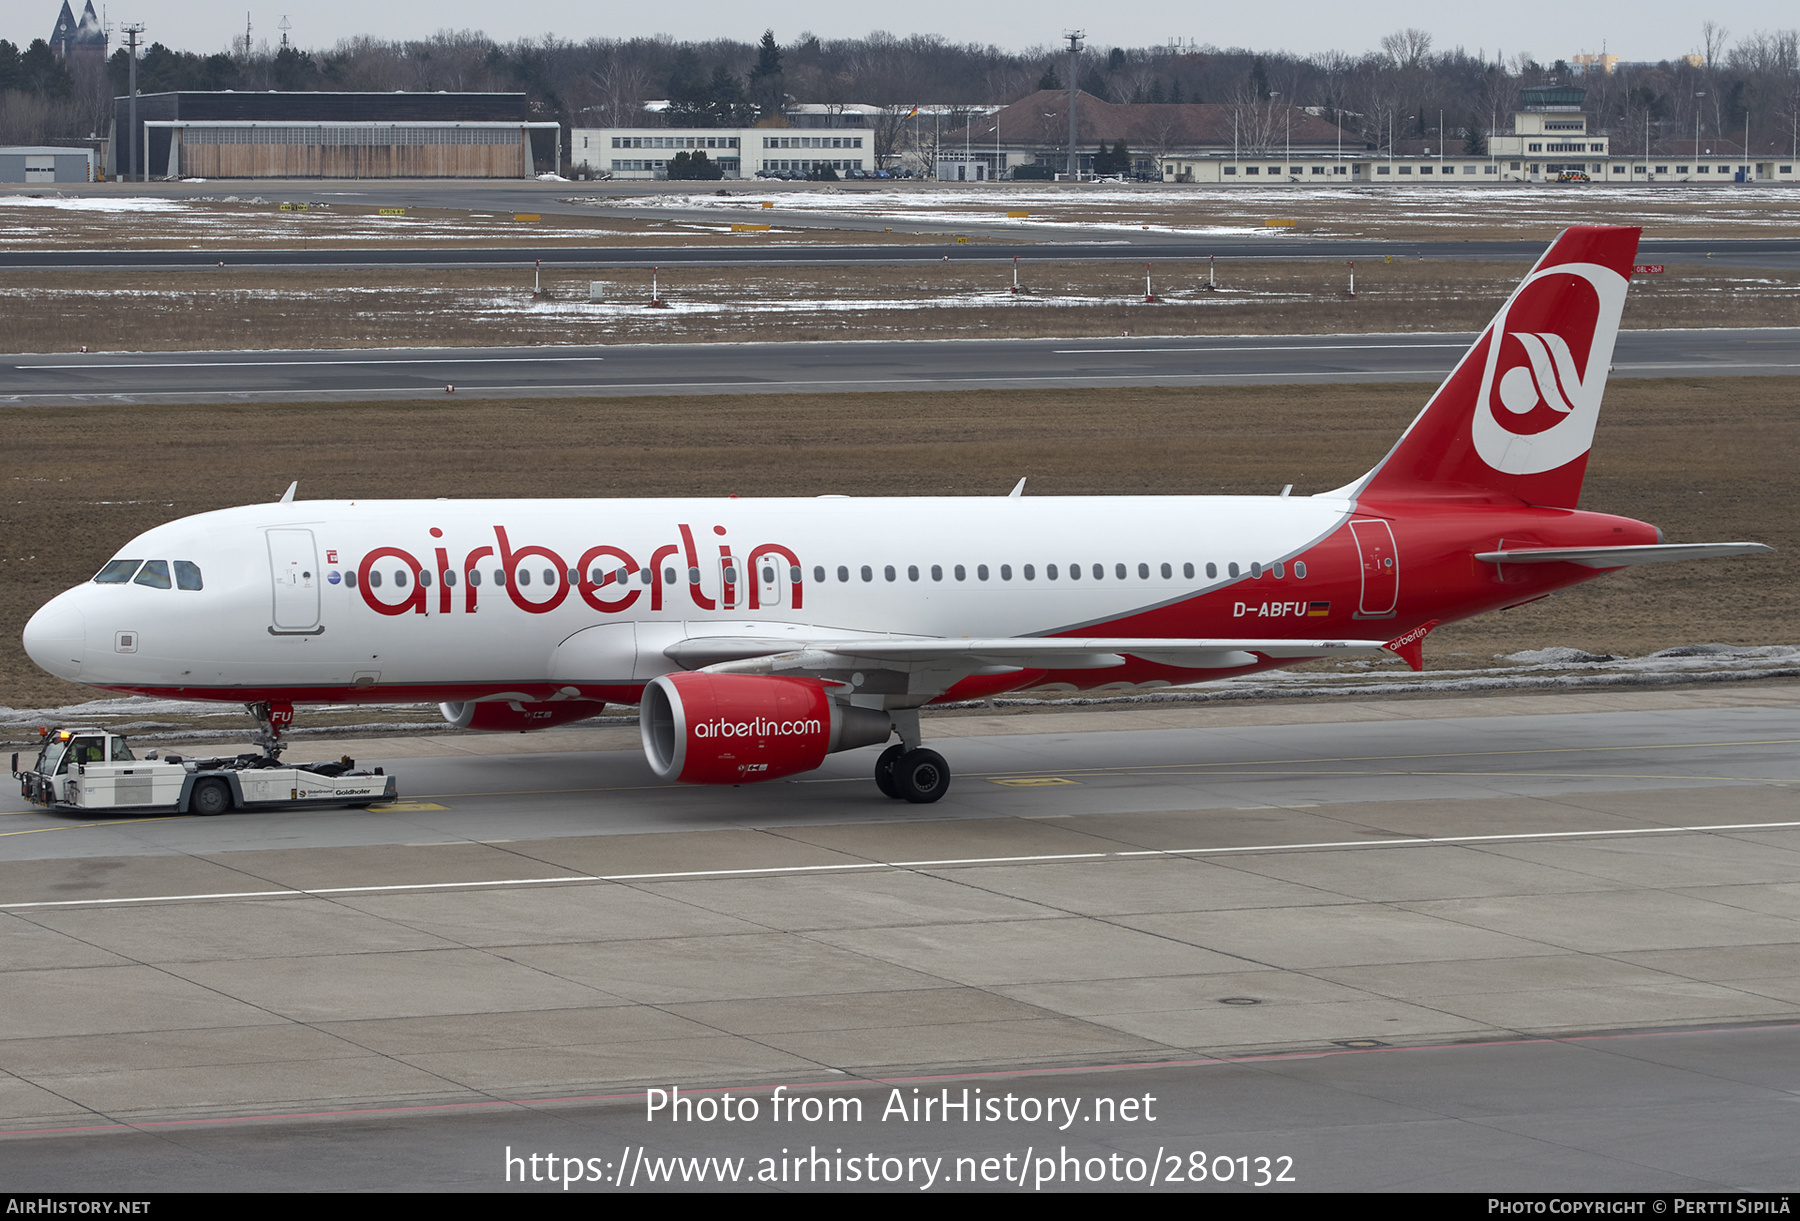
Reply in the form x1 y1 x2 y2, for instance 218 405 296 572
17 0 1794 65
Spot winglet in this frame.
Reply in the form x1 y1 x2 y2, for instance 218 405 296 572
1008 477 1026 499
1384 619 1439 672
279 481 298 504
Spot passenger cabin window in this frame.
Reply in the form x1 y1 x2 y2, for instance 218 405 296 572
95 559 141 583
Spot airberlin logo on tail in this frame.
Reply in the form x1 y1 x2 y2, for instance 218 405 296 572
1471 260 1628 476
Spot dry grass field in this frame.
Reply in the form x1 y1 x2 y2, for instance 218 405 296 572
603 181 1800 242
8 182 1800 251
3 259 1795 352
1 378 1792 714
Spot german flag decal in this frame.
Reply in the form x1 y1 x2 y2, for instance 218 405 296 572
1307 601 1331 616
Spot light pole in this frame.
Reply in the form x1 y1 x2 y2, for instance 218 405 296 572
123 23 144 182
1696 91 1705 158
1268 90 1277 171
1065 30 1083 179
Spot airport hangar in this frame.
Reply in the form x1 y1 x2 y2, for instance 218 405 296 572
109 90 562 182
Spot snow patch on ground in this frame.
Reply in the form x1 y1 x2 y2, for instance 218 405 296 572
0 196 188 213
1501 647 1617 665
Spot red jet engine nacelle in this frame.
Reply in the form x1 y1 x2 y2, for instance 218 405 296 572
641 671 891 785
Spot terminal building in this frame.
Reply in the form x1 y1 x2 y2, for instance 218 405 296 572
111 92 560 180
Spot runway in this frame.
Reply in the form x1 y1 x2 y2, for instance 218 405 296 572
6 328 1797 405
4 235 1797 271
2 685 1797 1189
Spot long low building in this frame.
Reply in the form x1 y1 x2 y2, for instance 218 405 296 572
1147 152 1795 184
571 126 877 179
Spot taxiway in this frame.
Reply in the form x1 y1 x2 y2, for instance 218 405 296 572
6 328 1797 405
2 686 1797 1189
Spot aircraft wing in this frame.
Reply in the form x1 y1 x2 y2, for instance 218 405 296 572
669 635 1391 678
1474 543 1774 568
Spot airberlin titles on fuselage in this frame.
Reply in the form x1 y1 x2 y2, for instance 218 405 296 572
353 523 803 617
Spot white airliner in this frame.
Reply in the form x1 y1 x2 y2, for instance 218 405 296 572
21 226 1771 803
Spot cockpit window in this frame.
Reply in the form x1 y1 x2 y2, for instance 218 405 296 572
134 560 172 589
173 561 203 590
94 560 141 583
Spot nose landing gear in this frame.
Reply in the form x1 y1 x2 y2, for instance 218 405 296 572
245 700 294 760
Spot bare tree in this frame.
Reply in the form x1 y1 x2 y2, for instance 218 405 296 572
1142 106 1183 177
1381 29 1434 71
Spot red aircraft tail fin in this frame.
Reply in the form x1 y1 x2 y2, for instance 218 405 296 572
1347 226 1640 509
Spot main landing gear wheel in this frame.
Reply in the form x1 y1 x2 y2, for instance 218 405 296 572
893 748 950 804
874 743 906 799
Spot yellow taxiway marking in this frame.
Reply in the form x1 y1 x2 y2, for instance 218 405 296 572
988 777 1080 787
366 802 448 812
0 815 183 837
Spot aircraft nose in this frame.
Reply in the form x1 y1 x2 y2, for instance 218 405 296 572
23 592 85 681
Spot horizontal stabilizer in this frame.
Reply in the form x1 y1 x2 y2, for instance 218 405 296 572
1474 543 1774 568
